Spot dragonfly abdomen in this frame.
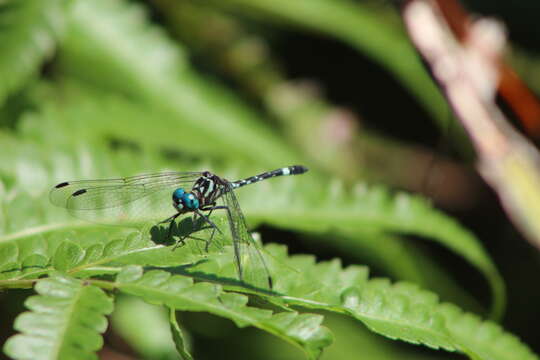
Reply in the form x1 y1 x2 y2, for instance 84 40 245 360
231 165 308 189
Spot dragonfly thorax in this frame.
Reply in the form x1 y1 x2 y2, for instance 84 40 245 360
172 188 200 210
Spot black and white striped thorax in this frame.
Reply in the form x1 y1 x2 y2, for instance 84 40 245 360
191 171 229 207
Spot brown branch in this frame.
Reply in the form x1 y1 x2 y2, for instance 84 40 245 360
403 0 540 249
433 0 540 138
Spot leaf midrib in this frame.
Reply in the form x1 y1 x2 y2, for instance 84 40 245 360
50 282 83 360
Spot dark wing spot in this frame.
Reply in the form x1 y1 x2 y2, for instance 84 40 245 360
55 182 70 188
72 189 87 197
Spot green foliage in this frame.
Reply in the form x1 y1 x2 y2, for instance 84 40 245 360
115 266 332 359
59 0 299 165
3 274 113 360
0 0 537 359
240 175 505 317
0 0 65 107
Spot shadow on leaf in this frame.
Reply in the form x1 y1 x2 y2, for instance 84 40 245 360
149 216 212 247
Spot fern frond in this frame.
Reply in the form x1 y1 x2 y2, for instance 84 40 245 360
114 266 332 360
3 274 113 360
0 226 197 283
265 244 537 360
100 250 538 360
236 174 505 317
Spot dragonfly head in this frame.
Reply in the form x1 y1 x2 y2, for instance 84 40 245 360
172 188 199 210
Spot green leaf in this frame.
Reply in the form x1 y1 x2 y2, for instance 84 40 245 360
116 264 143 283
3 274 113 360
0 225 198 284
52 240 84 271
115 269 333 360
0 0 65 106
95 246 537 360
264 245 537 360
169 308 194 360
308 229 483 314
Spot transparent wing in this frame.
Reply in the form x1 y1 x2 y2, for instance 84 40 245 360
49 172 203 224
222 184 272 290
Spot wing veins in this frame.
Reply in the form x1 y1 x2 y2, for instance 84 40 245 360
51 172 203 210
222 184 271 289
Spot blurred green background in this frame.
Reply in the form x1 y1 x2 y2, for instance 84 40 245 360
1 0 540 359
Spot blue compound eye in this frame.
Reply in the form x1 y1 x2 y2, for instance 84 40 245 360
172 188 185 204
182 193 199 210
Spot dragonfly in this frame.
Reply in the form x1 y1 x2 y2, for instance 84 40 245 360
50 165 309 289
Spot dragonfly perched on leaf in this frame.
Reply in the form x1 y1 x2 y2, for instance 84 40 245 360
50 165 309 289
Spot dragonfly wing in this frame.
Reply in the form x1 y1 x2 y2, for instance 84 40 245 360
222 185 272 290
50 172 202 224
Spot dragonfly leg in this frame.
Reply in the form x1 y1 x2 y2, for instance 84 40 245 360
158 213 179 225
194 208 224 252
161 212 183 246
170 210 216 251
172 236 186 250
198 206 218 251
